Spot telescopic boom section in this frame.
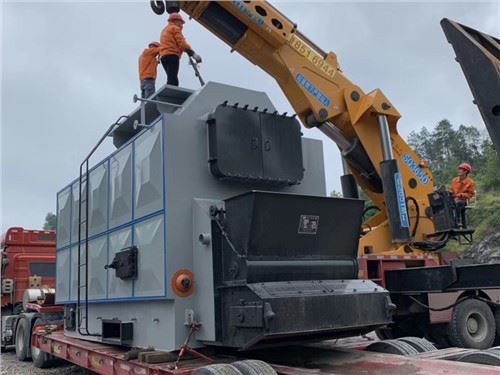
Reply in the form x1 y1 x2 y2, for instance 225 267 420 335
177 1 371 125
153 1 437 254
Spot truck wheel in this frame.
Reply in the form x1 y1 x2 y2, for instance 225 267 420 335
495 308 500 337
375 327 395 340
448 299 495 349
426 323 452 349
193 364 243 375
375 325 409 340
15 317 30 361
31 318 51 368
232 360 277 375
365 339 420 356
375 320 422 340
1 306 12 352
494 309 500 345
458 350 500 366
397 337 437 352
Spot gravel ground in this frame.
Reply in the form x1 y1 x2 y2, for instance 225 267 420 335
0 350 93 375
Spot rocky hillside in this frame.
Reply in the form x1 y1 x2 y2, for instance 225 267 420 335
462 232 500 264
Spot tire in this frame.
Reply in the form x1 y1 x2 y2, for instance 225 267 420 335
495 308 500 337
458 351 500 366
426 324 452 349
448 299 496 349
13 303 23 315
365 339 420 356
397 337 437 353
232 360 277 375
15 317 30 361
375 328 395 340
31 318 51 368
486 345 500 354
375 319 423 340
1 306 13 352
495 308 500 345
192 364 243 375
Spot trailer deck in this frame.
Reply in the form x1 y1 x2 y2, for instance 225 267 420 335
32 329 500 375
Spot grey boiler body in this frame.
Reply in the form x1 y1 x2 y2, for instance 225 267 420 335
56 82 392 351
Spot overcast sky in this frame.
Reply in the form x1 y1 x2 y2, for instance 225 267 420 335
1 1 499 232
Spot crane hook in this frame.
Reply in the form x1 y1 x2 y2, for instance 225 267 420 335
150 1 166 15
150 1 181 15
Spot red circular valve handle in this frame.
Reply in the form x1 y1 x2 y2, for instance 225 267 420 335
171 269 195 297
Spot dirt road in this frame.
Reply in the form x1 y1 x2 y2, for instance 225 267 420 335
0 351 92 375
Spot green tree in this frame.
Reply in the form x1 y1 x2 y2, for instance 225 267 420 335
468 193 500 237
476 143 500 192
358 190 379 221
43 212 57 230
329 190 343 198
408 119 499 252
456 125 483 165
408 119 488 188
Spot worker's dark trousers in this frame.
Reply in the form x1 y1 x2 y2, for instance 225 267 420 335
455 200 467 227
161 55 180 86
140 79 155 98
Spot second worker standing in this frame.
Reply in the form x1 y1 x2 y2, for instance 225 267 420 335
159 12 202 87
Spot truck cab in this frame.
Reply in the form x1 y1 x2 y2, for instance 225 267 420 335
1 227 56 351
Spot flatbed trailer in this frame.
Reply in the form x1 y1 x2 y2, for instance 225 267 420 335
359 254 500 347
31 327 500 374
356 17 500 349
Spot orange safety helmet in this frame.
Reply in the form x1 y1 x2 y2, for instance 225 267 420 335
148 42 160 48
458 162 472 173
168 12 185 24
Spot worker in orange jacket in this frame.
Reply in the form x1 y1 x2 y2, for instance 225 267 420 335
139 42 161 98
159 12 202 86
450 162 476 228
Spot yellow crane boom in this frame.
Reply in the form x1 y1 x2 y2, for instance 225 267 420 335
152 1 440 257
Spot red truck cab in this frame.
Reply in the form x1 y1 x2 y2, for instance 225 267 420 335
1 227 56 353
1 227 56 314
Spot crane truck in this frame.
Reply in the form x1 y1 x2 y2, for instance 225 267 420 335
12 1 500 373
148 0 500 352
373 17 500 349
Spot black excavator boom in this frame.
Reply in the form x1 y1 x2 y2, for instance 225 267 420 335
441 18 500 154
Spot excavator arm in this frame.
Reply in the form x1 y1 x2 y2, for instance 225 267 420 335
441 18 500 155
151 1 442 256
